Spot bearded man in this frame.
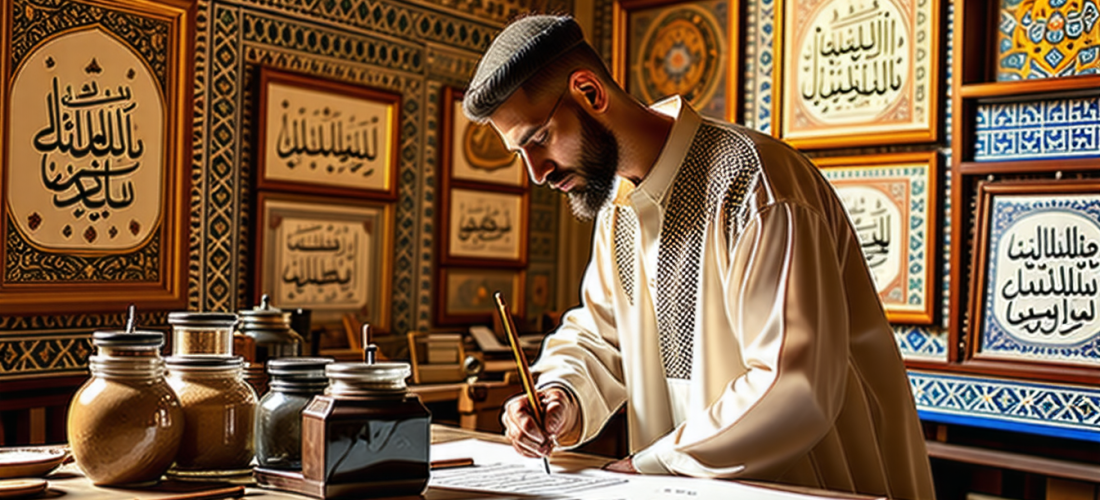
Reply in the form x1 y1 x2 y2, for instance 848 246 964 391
463 15 936 500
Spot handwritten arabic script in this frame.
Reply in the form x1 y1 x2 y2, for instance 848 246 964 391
7 28 163 250
838 186 902 294
795 0 909 123
990 208 1100 346
449 191 519 260
264 81 392 192
274 218 370 308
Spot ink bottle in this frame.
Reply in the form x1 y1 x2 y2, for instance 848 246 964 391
299 361 431 498
255 357 333 469
238 295 304 363
166 355 258 479
168 311 239 356
68 328 183 486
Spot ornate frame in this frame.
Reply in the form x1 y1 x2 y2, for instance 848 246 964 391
612 0 742 122
775 0 941 148
435 267 525 326
817 152 939 324
256 66 400 201
0 0 194 315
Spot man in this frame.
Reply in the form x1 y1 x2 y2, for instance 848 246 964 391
463 15 935 500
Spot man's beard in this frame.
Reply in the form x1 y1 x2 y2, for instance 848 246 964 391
561 108 619 221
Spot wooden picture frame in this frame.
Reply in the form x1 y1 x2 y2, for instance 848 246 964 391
255 192 394 333
775 0 941 148
817 152 939 324
441 87 527 189
439 186 529 267
256 67 400 201
0 0 194 315
612 0 741 122
967 180 1100 374
435 267 525 326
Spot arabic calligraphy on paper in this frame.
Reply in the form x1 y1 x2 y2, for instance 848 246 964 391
794 0 910 124
449 191 519 260
7 28 163 250
837 185 903 295
264 82 392 191
273 218 371 308
989 207 1100 347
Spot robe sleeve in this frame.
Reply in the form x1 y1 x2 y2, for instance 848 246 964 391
530 212 628 444
633 201 852 478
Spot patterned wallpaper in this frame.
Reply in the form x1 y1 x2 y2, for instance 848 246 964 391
0 0 569 379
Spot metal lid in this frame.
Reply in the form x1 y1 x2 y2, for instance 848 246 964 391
239 294 290 329
267 357 333 378
326 362 410 395
93 329 164 348
167 311 239 327
165 355 244 370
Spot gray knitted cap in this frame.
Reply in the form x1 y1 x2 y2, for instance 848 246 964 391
463 15 585 121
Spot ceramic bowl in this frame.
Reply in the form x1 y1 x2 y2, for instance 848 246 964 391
0 447 68 479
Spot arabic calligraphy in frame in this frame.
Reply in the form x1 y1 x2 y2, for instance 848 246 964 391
436 267 525 326
817 152 938 324
442 87 526 188
1 1 192 315
256 67 399 200
968 180 1100 368
442 187 528 266
776 0 940 148
613 0 740 122
256 193 394 333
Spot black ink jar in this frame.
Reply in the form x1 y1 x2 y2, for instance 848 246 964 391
255 357 333 469
300 362 430 498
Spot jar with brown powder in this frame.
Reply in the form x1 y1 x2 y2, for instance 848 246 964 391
166 355 257 479
68 329 183 486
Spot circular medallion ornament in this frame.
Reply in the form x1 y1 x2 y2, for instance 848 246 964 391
635 5 724 108
462 122 515 172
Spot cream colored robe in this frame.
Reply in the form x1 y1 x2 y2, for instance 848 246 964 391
531 97 936 499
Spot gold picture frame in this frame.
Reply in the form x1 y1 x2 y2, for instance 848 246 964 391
0 0 194 315
775 0 941 149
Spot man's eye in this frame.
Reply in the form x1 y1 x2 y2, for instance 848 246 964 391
533 129 549 146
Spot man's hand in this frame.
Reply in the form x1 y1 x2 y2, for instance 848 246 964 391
602 456 637 474
502 386 580 458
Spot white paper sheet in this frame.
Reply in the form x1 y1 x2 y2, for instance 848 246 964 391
430 439 883 500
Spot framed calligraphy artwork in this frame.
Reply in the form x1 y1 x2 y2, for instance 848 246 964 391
442 87 527 189
968 180 1100 369
436 267 525 326
817 152 938 324
613 0 741 121
255 192 394 333
441 187 528 267
256 67 399 200
0 0 194 315
776 0 941 149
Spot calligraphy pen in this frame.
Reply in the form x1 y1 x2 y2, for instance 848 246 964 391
493 291 552 475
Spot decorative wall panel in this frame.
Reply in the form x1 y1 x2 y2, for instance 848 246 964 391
974 96 1100 162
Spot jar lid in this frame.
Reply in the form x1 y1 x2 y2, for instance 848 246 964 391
93 329 164 348
239 295 290 329
267 357 333 378
165 355 244 370
326 362 410 394
167 311 239 327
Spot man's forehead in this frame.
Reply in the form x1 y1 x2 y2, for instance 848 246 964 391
487 88 539 148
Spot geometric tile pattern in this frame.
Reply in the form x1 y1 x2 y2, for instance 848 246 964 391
751 0 775 134
911 371 1100 442
895 325 949 359
974 96 1100 161
996 0 1099 81
0 334 95 377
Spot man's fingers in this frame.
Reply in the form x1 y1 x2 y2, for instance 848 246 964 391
502 396 550 457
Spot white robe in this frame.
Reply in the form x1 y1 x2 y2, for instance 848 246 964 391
531 97 936 499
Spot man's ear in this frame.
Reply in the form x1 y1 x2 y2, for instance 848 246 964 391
568 70 608 113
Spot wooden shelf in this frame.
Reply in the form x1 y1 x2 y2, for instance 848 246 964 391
926 441 1100 484
957 158 1100 176
959 75 1100 100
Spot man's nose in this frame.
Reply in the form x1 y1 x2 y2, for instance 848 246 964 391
520 148 554 185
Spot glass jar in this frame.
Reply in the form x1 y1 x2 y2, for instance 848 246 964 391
166 356 257 478
298 362 430 498
255 357 332 470
168 312 239 356
68 330 183 486
238 295 303 363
